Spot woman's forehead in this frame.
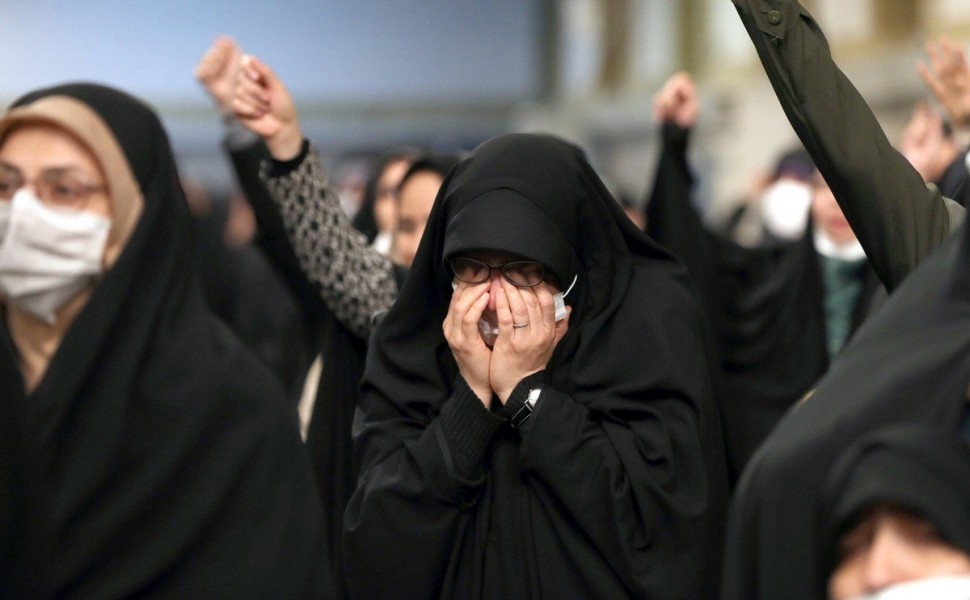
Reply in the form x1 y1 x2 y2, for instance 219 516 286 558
0 122 102 177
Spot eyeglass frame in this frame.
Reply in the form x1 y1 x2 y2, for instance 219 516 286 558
0 164 106 211
448 256 547 288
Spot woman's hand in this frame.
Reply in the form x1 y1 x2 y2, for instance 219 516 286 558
195 37 243 116
653 71 699 129
231 55 303 160
918 36 970 129
443 281 494 407
489 279 569 403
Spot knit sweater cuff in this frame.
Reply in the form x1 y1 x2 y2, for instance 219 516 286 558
438 377 504 475
267 138 310 178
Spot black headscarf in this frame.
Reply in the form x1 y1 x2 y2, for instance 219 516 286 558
722 220 970 600
817 425 970 596
345 133 728 599
0 84 326 597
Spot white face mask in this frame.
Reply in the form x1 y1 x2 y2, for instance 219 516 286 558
848 575 970 600
0 189 110 324
760 178 812 240
0 199 10 246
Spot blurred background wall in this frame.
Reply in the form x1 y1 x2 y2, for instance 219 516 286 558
3 0 970 219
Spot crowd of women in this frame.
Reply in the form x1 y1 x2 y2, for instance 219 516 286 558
1 0 970 598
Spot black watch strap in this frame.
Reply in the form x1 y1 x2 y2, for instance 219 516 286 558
510 387 542 429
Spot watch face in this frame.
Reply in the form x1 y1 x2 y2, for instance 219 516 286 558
526 388 541 407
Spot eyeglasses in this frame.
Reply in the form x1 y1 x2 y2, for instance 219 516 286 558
0 166 106 210
449 256 545 288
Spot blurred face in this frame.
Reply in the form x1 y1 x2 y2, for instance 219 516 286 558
0 123 110 219
392 170 441 268
811 175 856 246
373 158 409 235
829 506 970 599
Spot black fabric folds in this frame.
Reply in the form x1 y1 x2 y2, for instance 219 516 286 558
0 84 326 597
722 220 970 600
816 425 970 595
645 122 884 480
344 133 728 599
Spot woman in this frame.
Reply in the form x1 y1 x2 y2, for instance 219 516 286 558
352 147 421 254
819 426 970 599
343 133 728 599
0 83 325 597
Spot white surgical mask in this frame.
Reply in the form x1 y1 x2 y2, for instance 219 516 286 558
0 188 110 324
760 178 812 240
0 199 10 245
848 575 970 600
813 228 866 261
553 274 577 322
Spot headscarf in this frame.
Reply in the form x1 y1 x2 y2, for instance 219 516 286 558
817 425 970 595
348 133 728 598
0 90 145 386
722 220 970 600
0 83 326 598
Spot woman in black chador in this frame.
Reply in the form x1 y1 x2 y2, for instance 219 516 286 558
343 133 728 599
818 425 970 599
0 84 325 597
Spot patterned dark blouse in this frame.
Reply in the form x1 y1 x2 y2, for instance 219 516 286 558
261 146 397 339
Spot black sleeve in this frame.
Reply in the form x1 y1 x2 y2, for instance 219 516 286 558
225 140 324 320
346 280 725 598
342 375 505 599
732 0 964 291
645 122 717 302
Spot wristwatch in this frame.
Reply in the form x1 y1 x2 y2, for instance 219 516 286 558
510 387 542 429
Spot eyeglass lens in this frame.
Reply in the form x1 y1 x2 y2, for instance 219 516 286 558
0 167 103 209
450 256 544 287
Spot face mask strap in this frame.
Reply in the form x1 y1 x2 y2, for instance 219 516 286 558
561 274 578 299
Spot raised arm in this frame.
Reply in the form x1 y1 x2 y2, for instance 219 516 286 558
196 38 322 315
645 72 718 303
732 0 964 291
231 54 397 339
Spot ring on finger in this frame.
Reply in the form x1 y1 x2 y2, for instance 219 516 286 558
512 322 529 329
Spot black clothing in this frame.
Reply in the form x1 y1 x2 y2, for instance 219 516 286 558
646 122 884 479
192 199 313 407
731 0 962 294
0 84 325 597
722 3 970 598
723 220 970 599
344 133 728 599
817 425 970 595
939 149 970 208
228 141 364 600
